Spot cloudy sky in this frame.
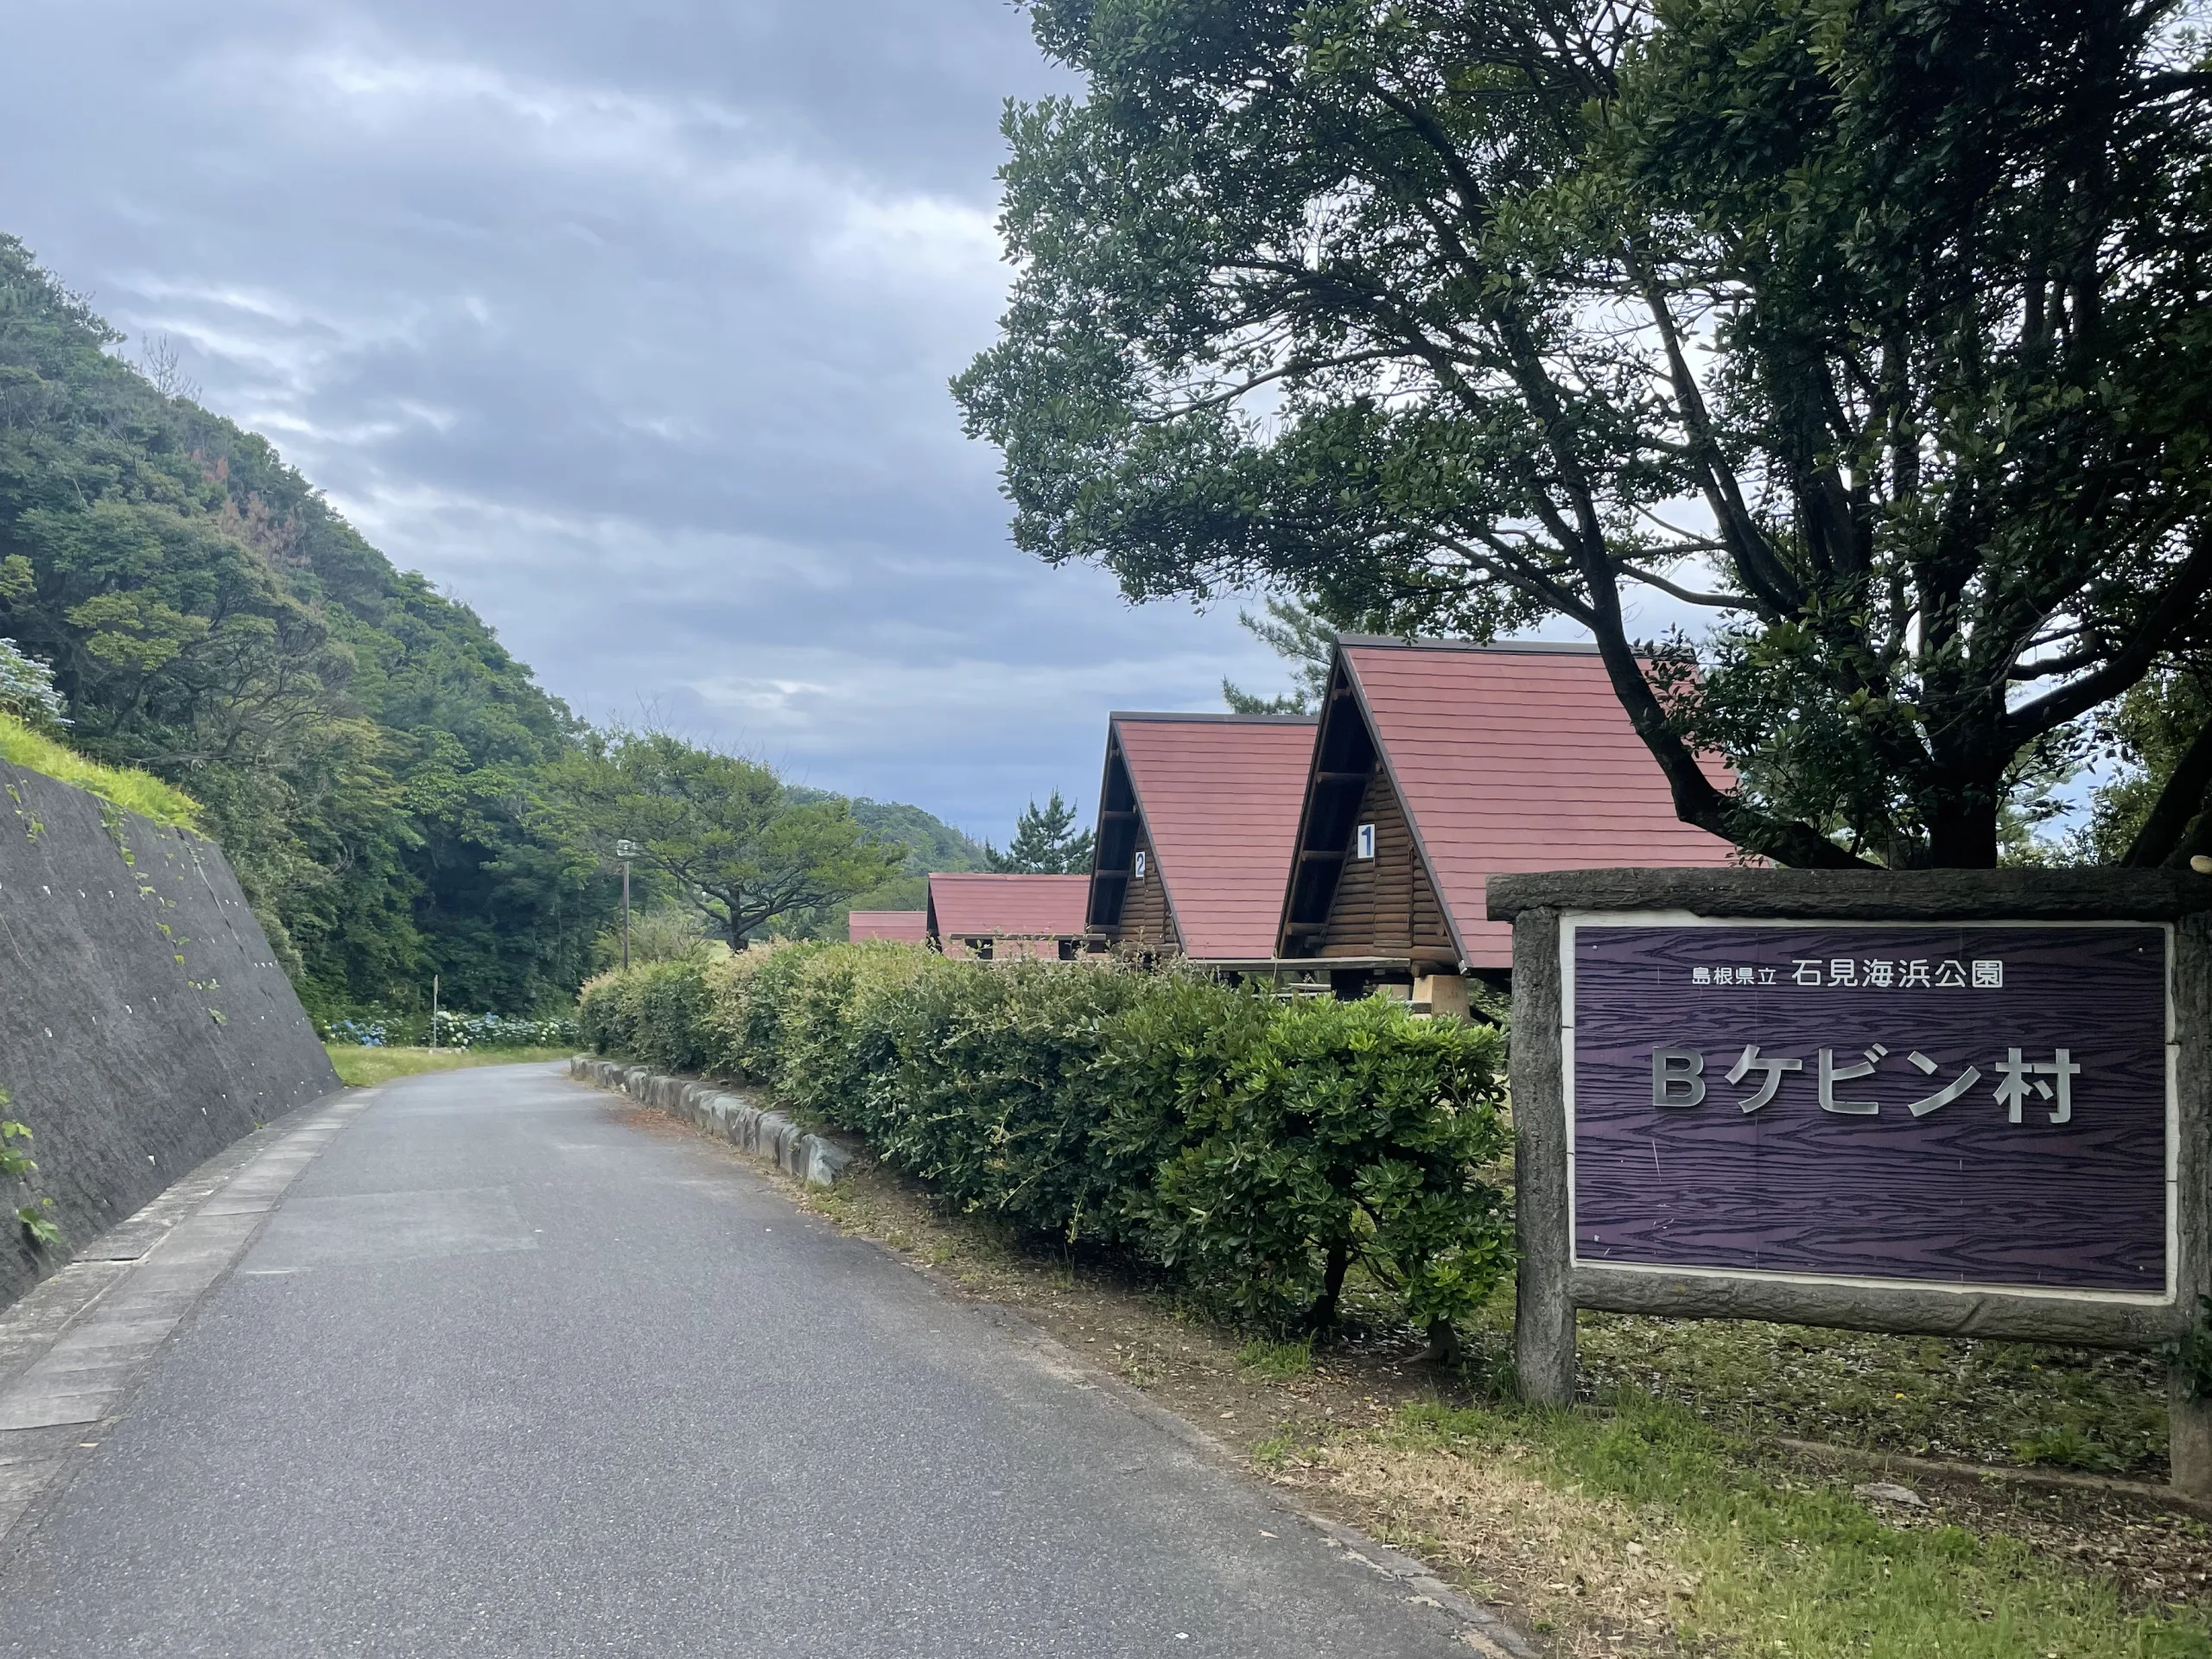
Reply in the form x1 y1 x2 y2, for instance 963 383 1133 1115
0 0 1314 841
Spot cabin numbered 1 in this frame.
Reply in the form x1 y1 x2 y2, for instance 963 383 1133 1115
1277 637 1738 1011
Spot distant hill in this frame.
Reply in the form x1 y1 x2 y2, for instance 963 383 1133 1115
782 788 987 934
786 788 988 877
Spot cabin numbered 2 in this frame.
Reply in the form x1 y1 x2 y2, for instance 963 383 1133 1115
1086 712 1317 967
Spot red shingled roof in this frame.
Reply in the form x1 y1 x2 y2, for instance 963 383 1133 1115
1112 714 1318 960
847 910 928 944
927 873 1090 943
1341 639 1737 968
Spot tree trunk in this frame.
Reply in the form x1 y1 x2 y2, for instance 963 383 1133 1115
1928 776 2002 868
1306 1238 1351 1332
2126 715 2212 868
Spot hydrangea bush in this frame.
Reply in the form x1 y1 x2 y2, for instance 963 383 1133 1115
0 639 67 728
319 1012 579 1049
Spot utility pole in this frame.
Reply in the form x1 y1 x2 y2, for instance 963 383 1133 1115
615 840 639 970
429 972 440 1052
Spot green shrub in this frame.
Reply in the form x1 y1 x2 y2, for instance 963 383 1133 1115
869 958 1149 1236
773 941 956 1128
577 957 712 1074
699 942 814 1082
578 944 1514 1338
1134 997 1511 1337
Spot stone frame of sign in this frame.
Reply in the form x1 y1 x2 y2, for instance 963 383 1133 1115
1488 867 2212 1497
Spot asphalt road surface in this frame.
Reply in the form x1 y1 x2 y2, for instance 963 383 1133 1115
0 1063 1494 1656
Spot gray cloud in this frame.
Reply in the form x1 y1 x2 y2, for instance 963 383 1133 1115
0 0 1292 841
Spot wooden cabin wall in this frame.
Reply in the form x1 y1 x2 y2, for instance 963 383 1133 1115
1319 770 1452 960
1116 824 1180 951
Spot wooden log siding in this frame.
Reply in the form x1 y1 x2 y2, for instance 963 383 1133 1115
1116 824 1180 951
1319 768 1453 962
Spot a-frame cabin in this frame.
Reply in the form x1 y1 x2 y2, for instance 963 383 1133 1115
847 910 928 944
1278 638 1737 1009
926 873 1093 960
1084 712 1317 963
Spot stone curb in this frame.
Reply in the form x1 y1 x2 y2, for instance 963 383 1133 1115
568 1057 854 1186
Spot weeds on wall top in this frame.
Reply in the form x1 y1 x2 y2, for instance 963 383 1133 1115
0 713 200 831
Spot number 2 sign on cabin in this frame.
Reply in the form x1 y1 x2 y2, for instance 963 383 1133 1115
1567 923 2172 1297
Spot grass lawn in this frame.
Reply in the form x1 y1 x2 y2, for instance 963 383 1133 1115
324 1045 572 1087
1575 1308 2171 1478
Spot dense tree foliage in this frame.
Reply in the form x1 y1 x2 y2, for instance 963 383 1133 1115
957 0 2212 868
0 237 614 1012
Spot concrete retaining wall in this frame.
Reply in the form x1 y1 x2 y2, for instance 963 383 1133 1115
569 1056 854 1186
0 766 340 1310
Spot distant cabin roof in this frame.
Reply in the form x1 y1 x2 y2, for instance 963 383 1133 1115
1338 639 1737 967
847 910 928 944
1109 712 1317 960
926 873 1091 939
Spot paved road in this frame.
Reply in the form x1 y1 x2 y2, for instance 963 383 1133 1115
0 1064 1493 1656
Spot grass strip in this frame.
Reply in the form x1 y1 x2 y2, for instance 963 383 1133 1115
1309 1397 2212 1657
0 713 200 829
324 1046 571 1087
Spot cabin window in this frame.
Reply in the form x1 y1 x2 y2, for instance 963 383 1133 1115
1133 850 1147 879
966 937 993 960
1355 823 1376 860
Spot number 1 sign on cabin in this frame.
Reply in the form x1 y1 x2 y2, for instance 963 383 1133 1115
1566 922 2172 1298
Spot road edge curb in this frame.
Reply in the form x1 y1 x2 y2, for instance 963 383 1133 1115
568 1057 853 1186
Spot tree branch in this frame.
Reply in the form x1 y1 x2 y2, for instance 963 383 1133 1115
2123 713 2212 867
2002 531 2212 737
1616 562 1748 608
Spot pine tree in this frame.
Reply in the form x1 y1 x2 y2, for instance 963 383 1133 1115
985 791 1095 874
1222 598 1335 715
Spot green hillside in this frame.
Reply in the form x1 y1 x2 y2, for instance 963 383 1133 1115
0 237 977 1011
784 786 986 929
786 787 986 876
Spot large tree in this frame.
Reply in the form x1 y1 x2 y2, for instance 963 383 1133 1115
541 730 902 948
955 0 2212 868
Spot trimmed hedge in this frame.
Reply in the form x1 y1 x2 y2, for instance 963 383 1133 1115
575 957 715 1075
578 943 1512 1338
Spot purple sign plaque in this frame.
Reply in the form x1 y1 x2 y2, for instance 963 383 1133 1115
1567 921 2171 1296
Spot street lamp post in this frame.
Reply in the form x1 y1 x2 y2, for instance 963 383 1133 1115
614 840 639 970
